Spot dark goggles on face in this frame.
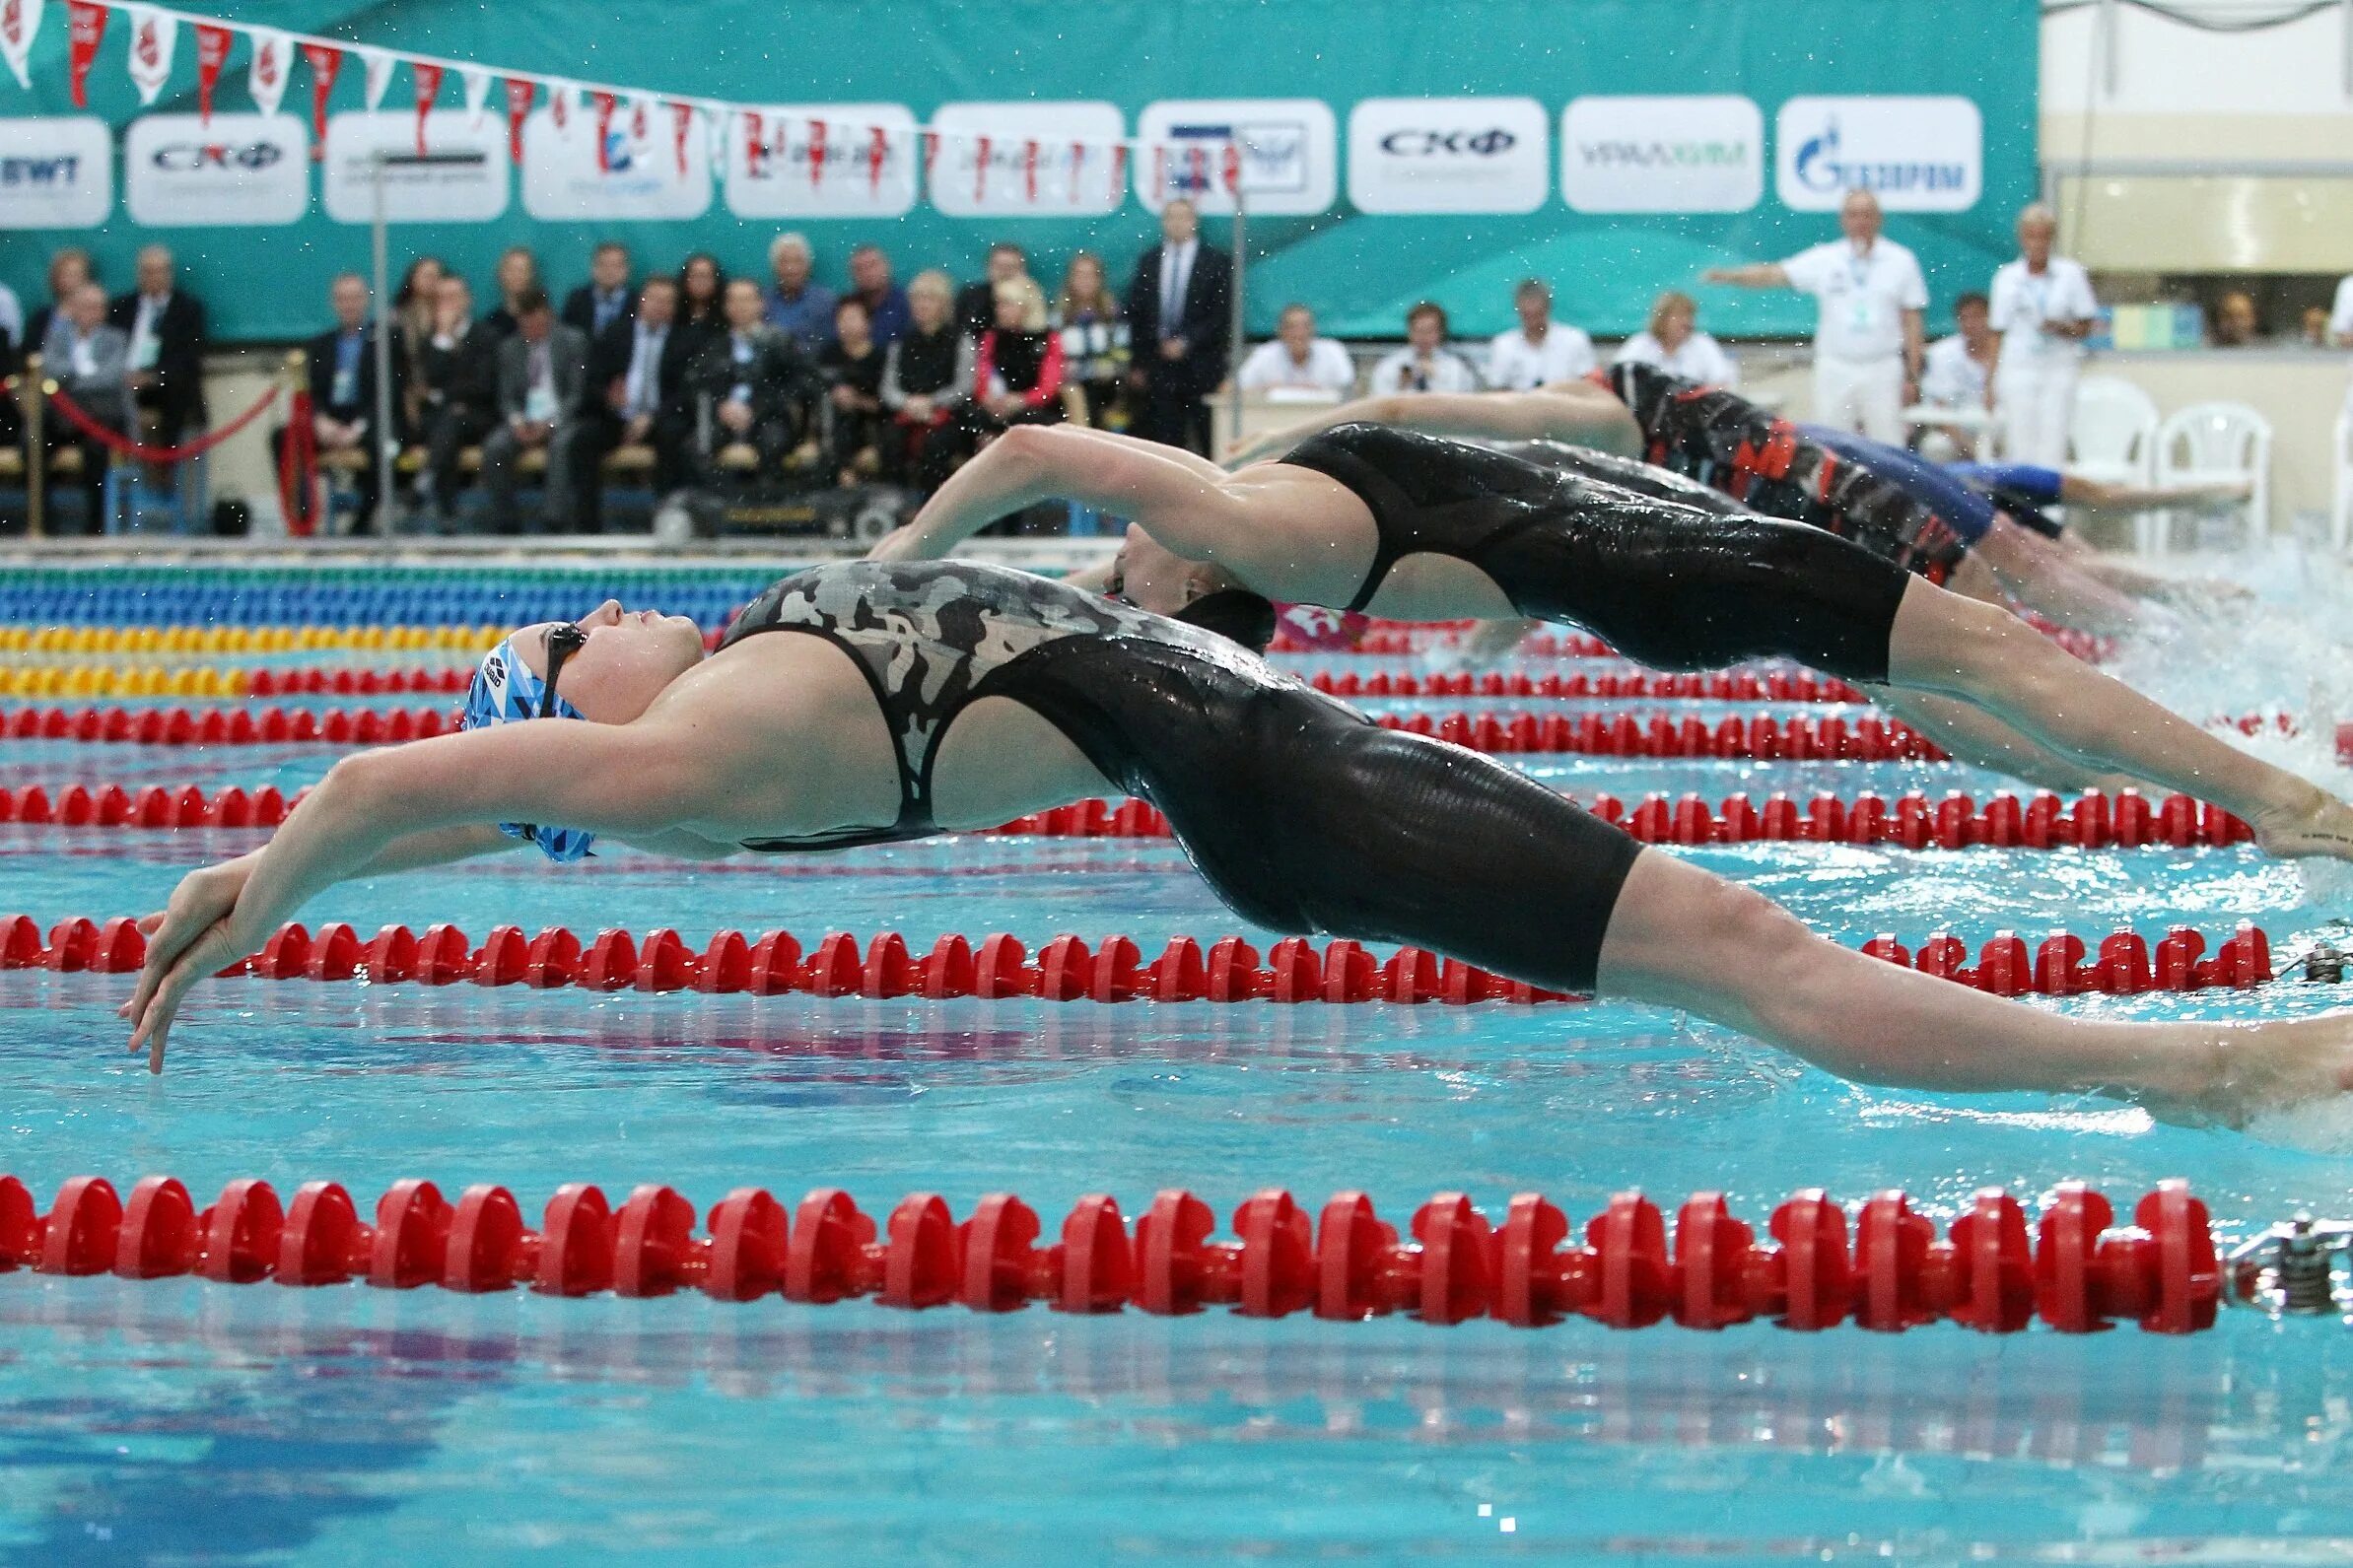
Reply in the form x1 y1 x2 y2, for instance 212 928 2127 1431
541 622 588 716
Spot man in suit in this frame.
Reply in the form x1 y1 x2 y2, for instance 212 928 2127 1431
276 272 394 532
954 241 1030 340
1123 198 1232 455
107 243 208 449
413 274 500 535
687 277 823 484
562 274 690 530
41 283 131 532
561 241 636 341
479 287 589 533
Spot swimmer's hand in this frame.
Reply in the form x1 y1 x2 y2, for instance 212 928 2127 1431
119 854 258 1074
2140 1014 2353 1130
866 523 928 564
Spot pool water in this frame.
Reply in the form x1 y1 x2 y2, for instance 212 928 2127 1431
7 558 2353 1563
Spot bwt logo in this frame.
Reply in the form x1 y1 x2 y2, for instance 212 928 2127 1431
151 142 283 172
1379 127 1515 157
1578 139 1749 169
1 155 82 186
1791 118 1965 195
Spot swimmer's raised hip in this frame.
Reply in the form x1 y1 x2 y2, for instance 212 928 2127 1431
124 563 2353 1136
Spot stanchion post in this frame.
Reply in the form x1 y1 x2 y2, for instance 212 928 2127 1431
371 150 395 535
1226 160 1248 448
24 353 44 540
284 348 308 537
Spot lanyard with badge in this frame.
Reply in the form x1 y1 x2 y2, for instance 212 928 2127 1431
330 334 361 407
1842 247 1881 336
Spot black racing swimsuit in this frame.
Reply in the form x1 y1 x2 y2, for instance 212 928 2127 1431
713 559 1642 994
1278 423 1909 683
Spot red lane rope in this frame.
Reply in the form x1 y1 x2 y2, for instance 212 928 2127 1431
5 914 2283 999
0 782 2255 852
1306 667 1869 703
0 1170 2220 1334
43 381 283 463
1 704 450 746
1271 618 2116 666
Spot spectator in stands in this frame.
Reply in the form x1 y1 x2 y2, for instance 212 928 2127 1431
689 276 822 484
1367 302 1479 395
571 274 691 529
562 241 635 339
413 274 500 534
1487 278 1594 390
976 276 1066 426
1124 198 1232 455
483 245 544 340
956 242 1032 339
844 243 911 346
2211 291 2260 348
480 287 588 533
1053 251 1128 429
2303 306 2332 348
763 233 836 353
26 247 95 362
818 296 888 486
0 275 19 375
279 272 390 532
675 252 727 345
107 243 207 455
1987 203 2098 468
390 256 446 437
1918 292 1998 457
1613 290 1738 388
41 283 129 532
1235 304 1355 396
1705 187 1926 443
882 269 977 490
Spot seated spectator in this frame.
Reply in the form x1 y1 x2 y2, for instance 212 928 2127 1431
955 241 1032 339
763 233 837 354
0 274 19 377
1235 304 1355 396
1917 291 1997 457
38 283 129 532
480 287 589 533
412 275 500 535
482 245 543 341
1368 303 1479 395
845 243 911 345
975 276 1066 426
391 256 447 438
817 296 889 486
688 277 822 484
1053 250 1129 428
562 241 635 339
674 252 728 353
277 272 392 531
2211 291 2261 348
108 242 207 453
881 269 976 489
1487 279 1594 390
2302 305 2330 348
568 274 692 529
1613 290 1739 388
26 246 95 362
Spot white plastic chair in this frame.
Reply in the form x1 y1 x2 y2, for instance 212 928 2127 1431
2332 398 2353 551
2066 376 2159 487
2153 401 2271 555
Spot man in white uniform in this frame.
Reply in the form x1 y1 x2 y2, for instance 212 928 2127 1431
1704 188 1925 443
1987 203 2099 467
1916 292 1997 458
1235 304 1355 395
1486 279 1594 391
2331 271 2353 348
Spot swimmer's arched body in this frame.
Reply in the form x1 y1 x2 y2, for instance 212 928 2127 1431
125 563 2353 1130
872 420 2353 853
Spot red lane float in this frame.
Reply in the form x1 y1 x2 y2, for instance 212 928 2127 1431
0 704 450 748
0 1171 2222 1333
241 667 471 698
1269 618 2118 666
1304 667 1871 704
0 783 307 830
0 913 2289 1000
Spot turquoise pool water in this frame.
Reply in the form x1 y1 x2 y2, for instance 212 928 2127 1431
7 562 2353 1563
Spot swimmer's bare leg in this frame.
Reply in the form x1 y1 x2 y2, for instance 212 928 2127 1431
1970 517 2159 637
1593 849 2353 1126
1867 685 2148 794
1885 579 2353 860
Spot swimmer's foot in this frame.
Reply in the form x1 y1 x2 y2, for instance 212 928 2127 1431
2248 786 2353 863
2152 1012 2353 1129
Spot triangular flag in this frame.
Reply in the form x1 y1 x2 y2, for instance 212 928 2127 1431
547 78 572 131
460 66 490 128
0 0 43 92
706 105 730 169
123 3 176 106
628 94 650 144
807 116 827 189
356 45 391 111
66 0 102 108
192 23 232 123
410 60 441 155
246 27 291 118
974 134 992 204
502 76 533 162
589 90 617 172
301 42 340 157
671 101 694 177
869 125 890 193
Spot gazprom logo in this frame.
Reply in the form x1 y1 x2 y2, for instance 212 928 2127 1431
1792 114 1968 196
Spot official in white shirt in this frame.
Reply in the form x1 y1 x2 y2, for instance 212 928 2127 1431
1367 302 1480 396
1612 290 1738 388
1486 279 1595 390
2330 273 2353 349
1705 188 1926 443
1916 292 1998 459
1986 204 2099 468
1236 304 1355 397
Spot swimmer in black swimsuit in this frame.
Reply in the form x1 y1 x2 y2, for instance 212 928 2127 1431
123 561 2353 1129
873 421 2353 861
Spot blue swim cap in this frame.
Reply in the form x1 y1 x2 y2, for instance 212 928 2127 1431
459 638 596 862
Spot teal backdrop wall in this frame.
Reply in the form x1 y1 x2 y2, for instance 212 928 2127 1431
0 0 2040 343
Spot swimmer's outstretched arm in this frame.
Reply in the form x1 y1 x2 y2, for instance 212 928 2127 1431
123 720 712 1071
2063 474 2251 512
1220 385 1640 469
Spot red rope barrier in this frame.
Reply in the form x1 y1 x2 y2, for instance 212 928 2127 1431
0 1169 2223 1333
276 387 319 538
43 379 283 463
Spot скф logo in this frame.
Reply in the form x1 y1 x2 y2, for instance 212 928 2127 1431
152 141 283 172
1378 127 1515 157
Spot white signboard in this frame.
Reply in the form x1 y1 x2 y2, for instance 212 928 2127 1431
322 110 510 224
1560 96 1763 214
1775 96 1982 213
124 112 310 227
0 115 111 228
1134 98 1336 216
1346 97 1549 215
725 102 918 219
521 102 712 221
929 101 1126 218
